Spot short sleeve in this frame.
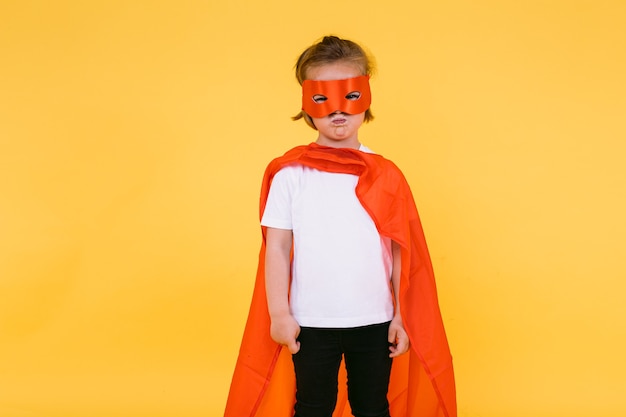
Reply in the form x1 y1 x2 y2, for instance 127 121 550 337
261 167 295 230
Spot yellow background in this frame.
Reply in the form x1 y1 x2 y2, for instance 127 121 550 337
1 1 625 416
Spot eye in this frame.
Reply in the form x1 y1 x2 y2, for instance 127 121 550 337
345 91 361 101
312 94 328 103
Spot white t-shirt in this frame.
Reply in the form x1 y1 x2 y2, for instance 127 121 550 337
261 145 394 328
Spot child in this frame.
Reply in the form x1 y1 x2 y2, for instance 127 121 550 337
225 36 456 417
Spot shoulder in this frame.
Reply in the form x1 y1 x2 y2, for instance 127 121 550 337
359 152 413 200
271 164 304 184
361 150 405 177
262 146 313 194
264 145 307 175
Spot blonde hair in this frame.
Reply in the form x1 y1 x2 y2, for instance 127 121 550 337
293 36 375 129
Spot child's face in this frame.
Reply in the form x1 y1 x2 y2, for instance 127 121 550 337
305 62 367 149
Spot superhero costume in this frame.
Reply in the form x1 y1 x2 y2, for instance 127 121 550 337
224 143 456 417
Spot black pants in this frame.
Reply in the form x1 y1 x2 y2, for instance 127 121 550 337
292 322 393 417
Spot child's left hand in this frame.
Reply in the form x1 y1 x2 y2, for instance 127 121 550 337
388 315 410 358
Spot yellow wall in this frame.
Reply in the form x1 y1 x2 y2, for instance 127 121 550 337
1 1 625 416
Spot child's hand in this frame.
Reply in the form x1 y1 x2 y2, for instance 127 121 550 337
270 314 301 354
388 315 410 358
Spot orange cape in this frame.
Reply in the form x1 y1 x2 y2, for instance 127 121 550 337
225 144 456 417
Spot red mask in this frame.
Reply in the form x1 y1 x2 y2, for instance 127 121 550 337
301 75 371 118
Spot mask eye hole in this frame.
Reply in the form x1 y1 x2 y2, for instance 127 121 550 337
312 94 328 103
345 91 361 101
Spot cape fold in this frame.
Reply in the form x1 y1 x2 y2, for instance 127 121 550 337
224 143 456 417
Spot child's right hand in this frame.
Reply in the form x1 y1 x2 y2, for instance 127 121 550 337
270 314 301 354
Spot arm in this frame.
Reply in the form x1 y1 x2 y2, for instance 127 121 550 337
388 240 410 357
265 227 301 354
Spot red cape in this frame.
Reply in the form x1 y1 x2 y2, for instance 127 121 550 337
225 144 456 417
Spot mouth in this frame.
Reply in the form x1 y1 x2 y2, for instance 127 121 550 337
330 115 347 125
